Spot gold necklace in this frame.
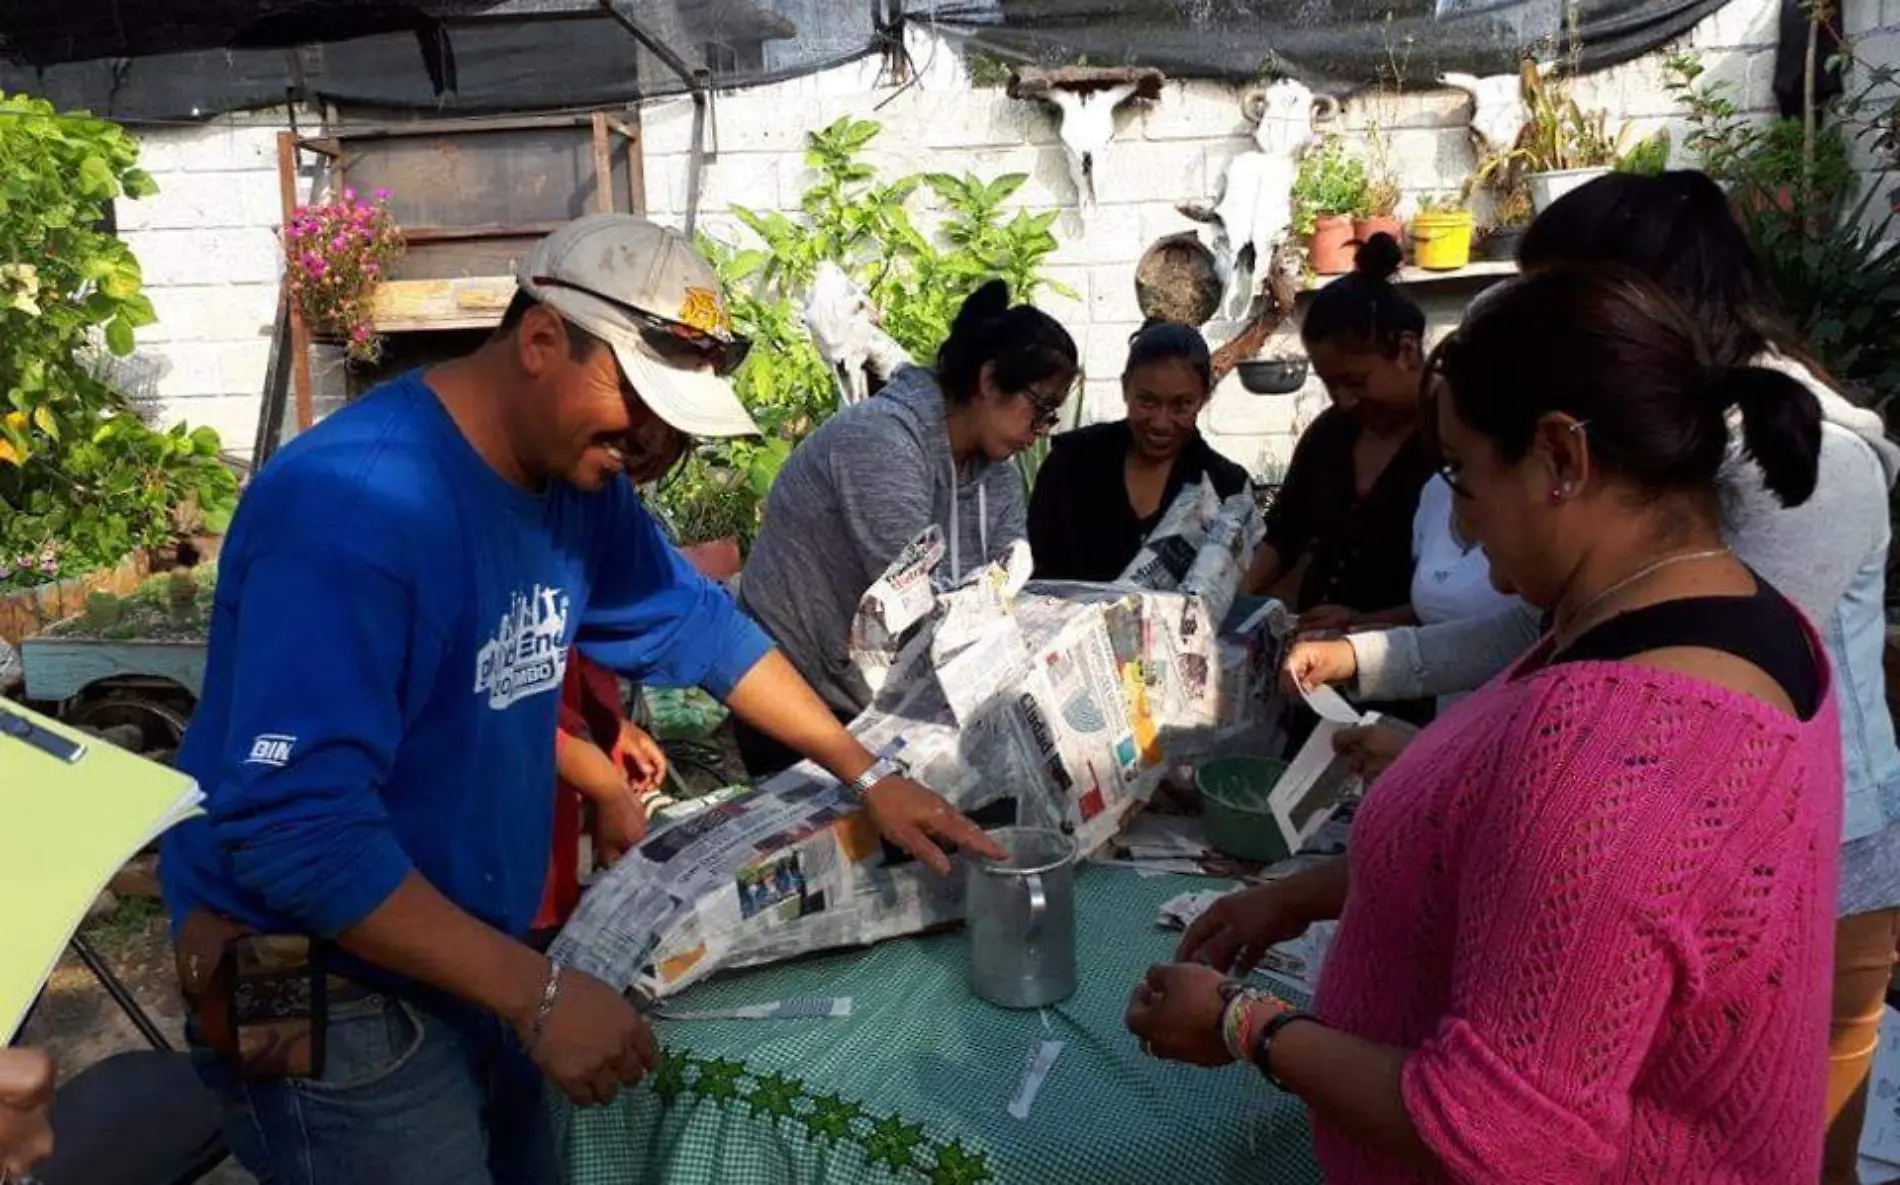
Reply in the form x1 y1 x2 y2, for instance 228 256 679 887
1553 547 1732 646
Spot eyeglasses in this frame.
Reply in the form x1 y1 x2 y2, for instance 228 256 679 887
1438 418 1589 501
1022 379 1079 431
530 275 752 377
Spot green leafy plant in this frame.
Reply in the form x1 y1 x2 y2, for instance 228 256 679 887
1291 135 1370 234
1667 55 1856 212
1615 129 1673 175
49 566 217 640
0 94 239 593
653 117 1069 547
1416 192 1467 215
1517 63 1622 173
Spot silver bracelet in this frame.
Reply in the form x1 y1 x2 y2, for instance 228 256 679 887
845 755 902 800
528 959 563 1051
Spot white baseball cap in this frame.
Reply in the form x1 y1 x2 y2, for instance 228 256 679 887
516 214 760 438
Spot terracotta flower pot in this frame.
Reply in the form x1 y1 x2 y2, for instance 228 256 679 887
1351 216 1404 249
680 537 742 583
1307 215 1357 276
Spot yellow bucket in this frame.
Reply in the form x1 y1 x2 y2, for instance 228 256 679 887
1411 210 1474 271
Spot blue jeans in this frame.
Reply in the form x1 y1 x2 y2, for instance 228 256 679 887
189 992 557 1185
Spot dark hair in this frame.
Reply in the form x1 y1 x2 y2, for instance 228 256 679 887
936 279 1079 403
1299 233 1424 355
495 289 599 362
1125 317 1212 391
1434 266 1821 507
1516 170 1804 370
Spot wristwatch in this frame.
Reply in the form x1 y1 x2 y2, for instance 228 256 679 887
845 755 904 800
1251 1008 1317 1091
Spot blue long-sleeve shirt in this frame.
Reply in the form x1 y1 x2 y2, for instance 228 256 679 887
161 373 771 942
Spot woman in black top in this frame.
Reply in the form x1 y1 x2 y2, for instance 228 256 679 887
1243 235 1433 629
1028 319 1250 581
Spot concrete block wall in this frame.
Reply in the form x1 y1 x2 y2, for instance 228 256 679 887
113 109 312 457
1844 0 1900 234
636 3 1782 475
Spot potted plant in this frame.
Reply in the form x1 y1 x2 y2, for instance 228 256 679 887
1354 178 1405 249
1512 63 1624 213
1293 135 1370 276
1411 193 1474 271
282 188 406 365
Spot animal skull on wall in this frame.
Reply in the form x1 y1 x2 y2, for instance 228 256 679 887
1184 79 1340 318
804 262 911 406
1008 68 1165 217
1439 61 1556 157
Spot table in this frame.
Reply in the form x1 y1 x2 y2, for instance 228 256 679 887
556 867 1320 1185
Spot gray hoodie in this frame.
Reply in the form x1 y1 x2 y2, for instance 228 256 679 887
739 365 1027 714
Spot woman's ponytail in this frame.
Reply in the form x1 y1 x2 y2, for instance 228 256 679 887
1720 365 1822 507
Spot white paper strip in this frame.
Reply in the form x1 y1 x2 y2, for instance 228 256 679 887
1007 1039 1065 1121
656 996 852 1021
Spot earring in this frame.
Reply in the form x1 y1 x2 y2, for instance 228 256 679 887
1548 487 1565 504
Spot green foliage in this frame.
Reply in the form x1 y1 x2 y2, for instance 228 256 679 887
0 94 239 591
653 116 1069 546
1667 52 1899 411
50 565 217 640
1517 64 1621 173
1614 129 1672 176
1291 136 1370 234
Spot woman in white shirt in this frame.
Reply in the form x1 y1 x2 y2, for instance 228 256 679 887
1406 472 1520 711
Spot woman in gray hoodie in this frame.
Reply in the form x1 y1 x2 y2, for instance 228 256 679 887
736 280 1079 777
1283 171 1900 1182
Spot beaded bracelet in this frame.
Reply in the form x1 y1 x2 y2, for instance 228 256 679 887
1219 987 1294 1062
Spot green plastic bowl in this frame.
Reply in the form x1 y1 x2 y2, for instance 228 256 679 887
1196 756 1290 863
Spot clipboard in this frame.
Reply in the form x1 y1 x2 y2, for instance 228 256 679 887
0 698 204 1042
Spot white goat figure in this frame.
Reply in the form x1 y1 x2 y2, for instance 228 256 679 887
1185 80 1339 317
804 262 910 406
1439 61 1555 158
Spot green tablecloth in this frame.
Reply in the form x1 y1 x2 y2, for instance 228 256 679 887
556 867 1320 1185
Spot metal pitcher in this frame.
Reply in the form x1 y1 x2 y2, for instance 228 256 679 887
965 826 1077 1009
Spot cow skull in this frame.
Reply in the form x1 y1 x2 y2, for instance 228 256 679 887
1039 82 1143 212
804 262 911 406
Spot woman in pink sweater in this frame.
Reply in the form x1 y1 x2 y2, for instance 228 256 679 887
1127 266 1843 1182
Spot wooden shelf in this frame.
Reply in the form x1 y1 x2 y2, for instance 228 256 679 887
367 276 517 333
1302 260 1516 292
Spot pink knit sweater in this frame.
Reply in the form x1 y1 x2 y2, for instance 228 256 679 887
1312 644 1842 1183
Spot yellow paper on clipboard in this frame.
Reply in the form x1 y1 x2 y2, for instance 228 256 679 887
0 698 203 1041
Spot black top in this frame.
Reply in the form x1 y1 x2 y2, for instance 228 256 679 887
1263 406 1434 613
1027 420 1251 582
1552 576 1822 720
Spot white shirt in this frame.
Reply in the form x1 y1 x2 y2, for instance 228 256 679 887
1410 475 1521 708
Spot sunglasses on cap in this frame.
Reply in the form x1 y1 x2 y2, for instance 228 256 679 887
530 275 752 377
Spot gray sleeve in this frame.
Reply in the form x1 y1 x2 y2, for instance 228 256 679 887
1347 601 1544 700
1721 424 1887 623
826 416 938 589
989 468 1029 559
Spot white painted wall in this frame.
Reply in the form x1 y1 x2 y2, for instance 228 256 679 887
114 109 315 457
109 1 1822 467
1844 0 1900 233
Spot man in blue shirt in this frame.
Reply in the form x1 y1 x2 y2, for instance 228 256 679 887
161 214 1002 1184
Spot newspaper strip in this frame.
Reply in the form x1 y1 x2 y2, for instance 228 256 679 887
556 483 1283 998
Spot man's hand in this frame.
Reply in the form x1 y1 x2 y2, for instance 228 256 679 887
522 965 659 1108
1280 637 1358 697
0 1047 54 1176
862 775 1006 875
1332 722 1412 781
611 721 667 796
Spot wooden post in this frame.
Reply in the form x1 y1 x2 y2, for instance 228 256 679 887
590 112 615 214
275 131 316 432
624 113 647 216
